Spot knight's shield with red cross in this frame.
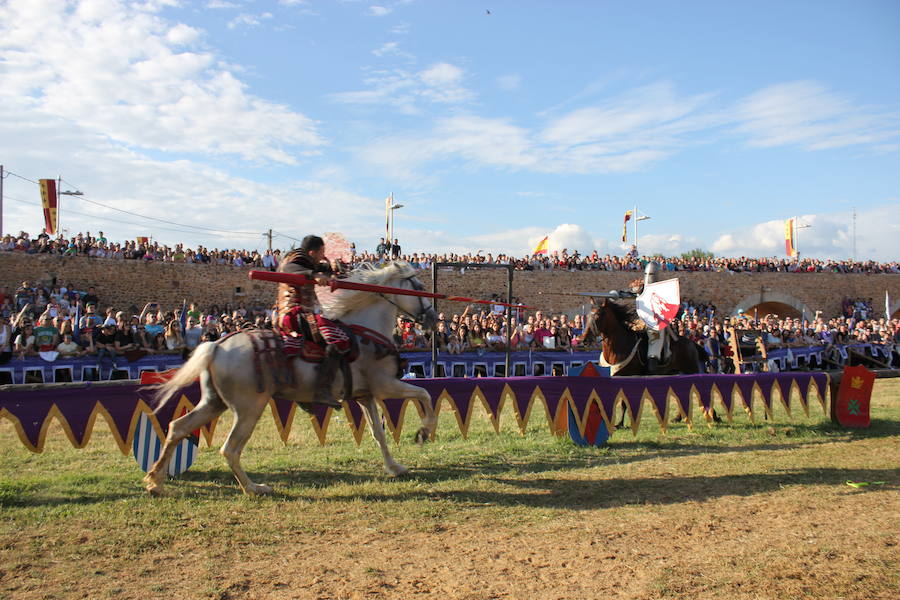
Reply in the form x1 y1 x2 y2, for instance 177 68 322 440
636 278 680 331
835 365 875 427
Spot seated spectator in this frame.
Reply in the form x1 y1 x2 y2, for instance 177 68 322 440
56 333 82 357
14 323 37 357
114 317 137 354
33 314 60 352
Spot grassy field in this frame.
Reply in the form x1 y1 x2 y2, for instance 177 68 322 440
1 379 898 600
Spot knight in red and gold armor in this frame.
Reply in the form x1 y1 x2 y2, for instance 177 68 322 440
275 235 350 408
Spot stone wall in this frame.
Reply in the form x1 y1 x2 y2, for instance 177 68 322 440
3 252 899 318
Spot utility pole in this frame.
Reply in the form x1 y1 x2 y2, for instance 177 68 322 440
852 207 857 261
56 176 82 236
264 229 273 252
794 216 811 260
633 205 650 254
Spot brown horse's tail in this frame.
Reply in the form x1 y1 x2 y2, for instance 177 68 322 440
153 341 218 414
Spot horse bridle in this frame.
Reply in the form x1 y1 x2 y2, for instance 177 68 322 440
378 275 432 325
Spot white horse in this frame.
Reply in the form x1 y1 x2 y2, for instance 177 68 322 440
145 261 438 496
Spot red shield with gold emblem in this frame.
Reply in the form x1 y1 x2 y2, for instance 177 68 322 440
835 365 875 427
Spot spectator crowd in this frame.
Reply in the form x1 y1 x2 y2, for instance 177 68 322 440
1 274 897 374
1 230 897 375
4 229 899 275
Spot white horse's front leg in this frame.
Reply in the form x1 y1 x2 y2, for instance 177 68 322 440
373 376 436 444
361 397 409 477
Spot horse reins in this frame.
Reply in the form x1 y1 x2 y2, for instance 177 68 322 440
377 275 432 325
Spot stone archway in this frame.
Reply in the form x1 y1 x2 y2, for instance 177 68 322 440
890 300 900 320
731 290 814 320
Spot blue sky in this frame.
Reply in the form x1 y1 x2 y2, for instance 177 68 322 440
1 0 898 260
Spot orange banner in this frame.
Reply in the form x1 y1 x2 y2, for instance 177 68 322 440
39 179 58 235
784 218 796 257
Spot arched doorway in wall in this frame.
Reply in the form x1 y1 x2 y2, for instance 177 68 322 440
732 291 814 320
741 301 802 320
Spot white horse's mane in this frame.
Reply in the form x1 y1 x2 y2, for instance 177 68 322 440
322 261 420 319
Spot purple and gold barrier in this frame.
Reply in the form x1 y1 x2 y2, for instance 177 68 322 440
0 373 829 453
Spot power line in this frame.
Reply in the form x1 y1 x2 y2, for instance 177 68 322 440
3 194 245 237
272 230 304 242
2 168 262 237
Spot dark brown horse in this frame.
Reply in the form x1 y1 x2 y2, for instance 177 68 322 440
580 298 707 376
579 298 716 425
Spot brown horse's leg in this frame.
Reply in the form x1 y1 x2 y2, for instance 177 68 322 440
220 395 270 495
145 373 226 495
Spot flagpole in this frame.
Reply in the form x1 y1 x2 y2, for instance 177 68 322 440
794 215 798 260
633 204 638 253
57 175 62 236
390 193 395 245
385 193 392 244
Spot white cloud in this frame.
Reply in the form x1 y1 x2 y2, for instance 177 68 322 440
0 0 323 164
710 206 900 262
207 1 240 8
331 62 473 111
355 81 722 177
734 81 900 150
497 74 521 92
355 78 900 180
369 6 392 17
228 12 273 29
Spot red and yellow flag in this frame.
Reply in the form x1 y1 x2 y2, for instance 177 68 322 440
39 179 58 235
622 210 633 243
834 365 875 428
533 236 549 255
784 218 797 257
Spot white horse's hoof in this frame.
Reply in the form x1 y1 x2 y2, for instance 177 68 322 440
144 474 165 496
246 483 273 496
387 464 410 478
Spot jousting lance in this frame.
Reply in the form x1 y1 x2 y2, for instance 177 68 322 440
248 270 536 309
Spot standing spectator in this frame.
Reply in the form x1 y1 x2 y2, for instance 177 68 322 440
164 320 185 354
533 321 553 349
14 281 33 311
82 286 99 308
183 317 203 356
79 304 103 331
391 238 401 259
0 313 13 361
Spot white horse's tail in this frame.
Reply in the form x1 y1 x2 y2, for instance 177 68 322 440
153 342 218 413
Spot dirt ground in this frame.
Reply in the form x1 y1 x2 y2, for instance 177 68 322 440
6 440 896 600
